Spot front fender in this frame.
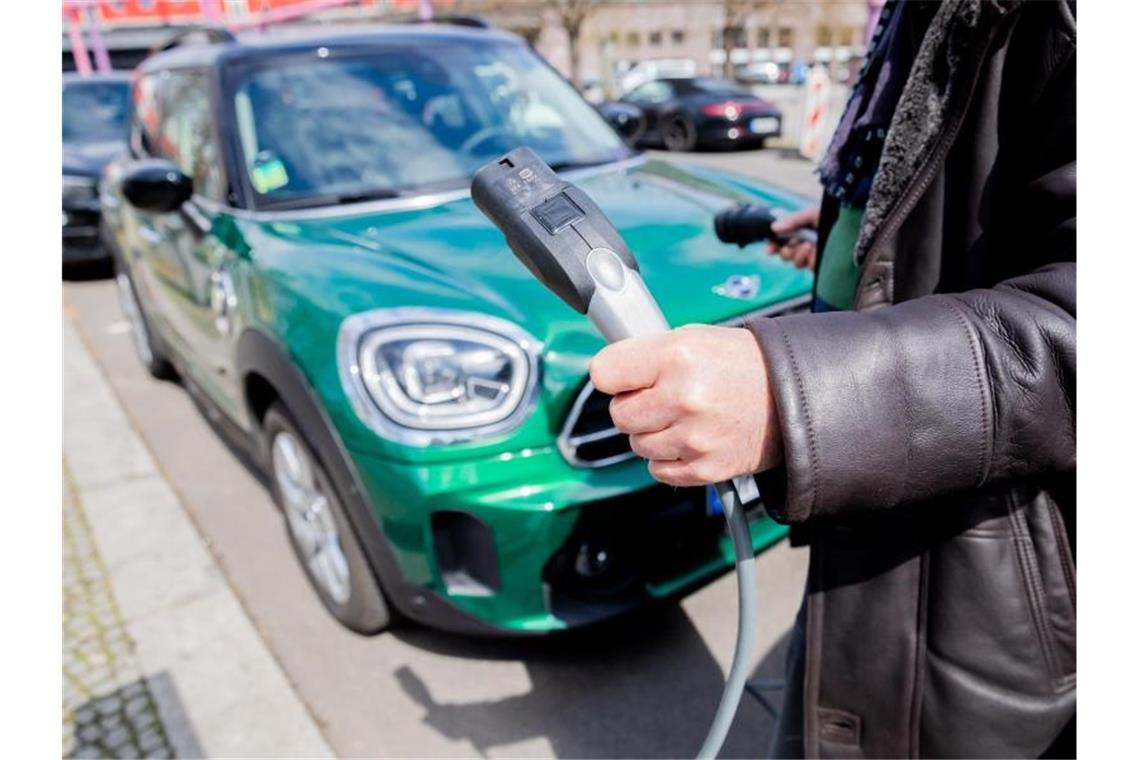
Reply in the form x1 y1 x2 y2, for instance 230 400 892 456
234 328 505 634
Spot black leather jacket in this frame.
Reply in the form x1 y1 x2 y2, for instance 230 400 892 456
746 1 1076 756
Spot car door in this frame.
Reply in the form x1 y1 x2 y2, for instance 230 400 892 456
123 69 194 353
142 68 245 422
621 80 676 140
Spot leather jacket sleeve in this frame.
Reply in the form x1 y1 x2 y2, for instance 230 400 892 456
746 18 1075 525
749 260 1074 524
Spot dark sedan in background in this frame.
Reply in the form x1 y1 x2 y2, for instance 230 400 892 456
63 72 131 268
620 76 781 151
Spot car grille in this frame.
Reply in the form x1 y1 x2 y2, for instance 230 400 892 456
557 294 812 468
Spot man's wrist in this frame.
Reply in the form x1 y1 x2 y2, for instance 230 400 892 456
742 327 785 472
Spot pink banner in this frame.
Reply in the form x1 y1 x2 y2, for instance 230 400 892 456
85 6 113 73
64 6 93 76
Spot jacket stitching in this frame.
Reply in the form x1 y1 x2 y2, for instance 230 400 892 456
908 552 930 756
1045 494 1076 607
1007 493 1064 685
939 297 993 486
776 321 820 518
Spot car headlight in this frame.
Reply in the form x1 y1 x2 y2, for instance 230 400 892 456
63 174 98 206
337 308 541 446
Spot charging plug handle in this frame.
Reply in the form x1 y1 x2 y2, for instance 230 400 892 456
714 202 818 248
472 146 668 342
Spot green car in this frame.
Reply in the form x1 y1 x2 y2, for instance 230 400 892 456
102 23 812 635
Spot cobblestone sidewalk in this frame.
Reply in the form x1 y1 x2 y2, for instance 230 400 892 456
63 465 175 760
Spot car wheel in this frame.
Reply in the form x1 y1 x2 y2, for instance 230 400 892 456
662 115 698 151
114 265 176 380
262 403 393 634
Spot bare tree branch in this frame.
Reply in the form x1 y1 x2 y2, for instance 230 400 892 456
550 0 605 89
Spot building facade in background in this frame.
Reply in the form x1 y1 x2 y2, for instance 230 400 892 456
64 0 868 95
526 1 868 93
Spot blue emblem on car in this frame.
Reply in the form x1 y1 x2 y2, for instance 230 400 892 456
713 274 761 300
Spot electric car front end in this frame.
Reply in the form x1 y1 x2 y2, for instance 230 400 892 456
102 24 813 635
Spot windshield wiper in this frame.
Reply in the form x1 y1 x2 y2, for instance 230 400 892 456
547 158 614 173
333 188 401 204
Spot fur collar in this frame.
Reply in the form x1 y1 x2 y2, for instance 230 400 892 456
854 0 1023 264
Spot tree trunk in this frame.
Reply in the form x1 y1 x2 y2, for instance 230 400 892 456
567 24 583 90
723 26 733 78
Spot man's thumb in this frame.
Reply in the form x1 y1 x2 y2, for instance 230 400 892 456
771 214 795 233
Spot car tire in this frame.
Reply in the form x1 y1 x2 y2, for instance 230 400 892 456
262 403 393 634
113 262 176 380
662 115 698 151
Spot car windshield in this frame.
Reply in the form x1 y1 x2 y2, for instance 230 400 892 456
231 38 631 209
63 80 130 143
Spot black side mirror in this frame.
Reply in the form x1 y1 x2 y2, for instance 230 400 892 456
122 159 193 213
598 102 647 145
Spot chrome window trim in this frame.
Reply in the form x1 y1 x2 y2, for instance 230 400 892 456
337 307 542 447
559 293 813 469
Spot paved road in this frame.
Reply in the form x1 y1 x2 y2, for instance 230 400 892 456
62 149 813 758
647 147 822 201
63 279 810 758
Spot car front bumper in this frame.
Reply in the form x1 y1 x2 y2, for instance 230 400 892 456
348 443 787 634
62 203 107 263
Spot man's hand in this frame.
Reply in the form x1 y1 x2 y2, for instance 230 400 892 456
768 206 820 270
588 324 783 487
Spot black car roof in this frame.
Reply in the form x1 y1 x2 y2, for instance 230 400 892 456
138 23 520 73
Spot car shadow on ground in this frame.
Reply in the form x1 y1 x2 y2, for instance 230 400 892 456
392 603 792 758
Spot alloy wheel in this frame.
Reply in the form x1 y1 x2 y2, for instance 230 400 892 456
663 117 695 151
272 430 352 605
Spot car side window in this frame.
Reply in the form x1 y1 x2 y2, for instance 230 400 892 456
157 70 226 202
626 80 674 105
129 73 163 158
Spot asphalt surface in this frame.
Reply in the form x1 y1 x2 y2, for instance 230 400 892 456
62 147 816 758
647 147 824 201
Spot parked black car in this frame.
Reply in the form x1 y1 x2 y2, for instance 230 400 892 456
620 77 781 151
596 101 647 145
63 72 131 267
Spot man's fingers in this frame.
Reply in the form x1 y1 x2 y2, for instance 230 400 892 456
609 388 676 434
589 336 661 395
648 458 710 487
628 428 684 461
792 243 816 269
771 207 818 234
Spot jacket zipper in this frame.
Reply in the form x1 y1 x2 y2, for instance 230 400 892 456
855 15 1006 304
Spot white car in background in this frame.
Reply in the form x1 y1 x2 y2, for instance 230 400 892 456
618 58 696 95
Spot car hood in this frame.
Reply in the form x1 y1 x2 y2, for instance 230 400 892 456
63 139 125 177
249 158 812 351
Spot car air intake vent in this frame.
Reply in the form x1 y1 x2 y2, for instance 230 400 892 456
559 294 814 469
558 383 633 468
